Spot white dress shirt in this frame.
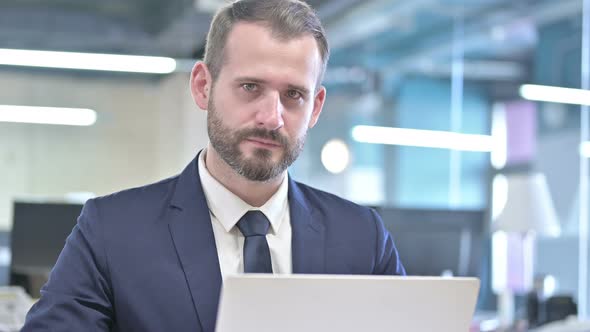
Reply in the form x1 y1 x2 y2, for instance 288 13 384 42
198 150 292 278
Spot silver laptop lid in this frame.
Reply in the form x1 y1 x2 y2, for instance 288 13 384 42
216 274 480 332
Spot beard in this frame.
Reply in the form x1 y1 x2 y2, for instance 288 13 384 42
207 97 305 182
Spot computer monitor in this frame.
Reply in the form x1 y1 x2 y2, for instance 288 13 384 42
376 207 485 278
10 201 82 297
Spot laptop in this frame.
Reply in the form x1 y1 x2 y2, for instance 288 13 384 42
215 274 480 332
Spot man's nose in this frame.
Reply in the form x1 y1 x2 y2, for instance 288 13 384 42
255 92 284 131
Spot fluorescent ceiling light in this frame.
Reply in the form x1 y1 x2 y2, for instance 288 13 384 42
0 48 176 74
351 125 494 152
520 84 590 106
0 105 97 126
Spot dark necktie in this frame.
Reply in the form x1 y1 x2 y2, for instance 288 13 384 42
237 210 273 273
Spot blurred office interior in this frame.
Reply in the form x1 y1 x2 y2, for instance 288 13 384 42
0 0 589 330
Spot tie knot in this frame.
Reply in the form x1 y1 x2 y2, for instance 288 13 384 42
237 211 271 237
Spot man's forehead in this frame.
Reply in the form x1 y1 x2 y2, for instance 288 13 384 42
220 22 322 87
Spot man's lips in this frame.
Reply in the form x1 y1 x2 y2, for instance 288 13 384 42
244 137 282 147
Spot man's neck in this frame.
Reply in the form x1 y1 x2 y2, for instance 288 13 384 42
204 146 284 207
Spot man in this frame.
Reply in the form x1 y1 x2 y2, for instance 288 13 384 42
22 0 405 331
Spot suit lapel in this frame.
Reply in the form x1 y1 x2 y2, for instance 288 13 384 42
167 153 221 332
289 178 326 274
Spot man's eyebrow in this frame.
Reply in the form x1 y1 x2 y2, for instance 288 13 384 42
288 84 310 96
234 76 311 95
234 76 267 84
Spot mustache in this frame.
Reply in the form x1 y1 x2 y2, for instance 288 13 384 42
236 128 288 146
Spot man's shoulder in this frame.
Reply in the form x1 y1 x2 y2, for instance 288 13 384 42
292 180 374 216
90 174 180 213
292 181 385 247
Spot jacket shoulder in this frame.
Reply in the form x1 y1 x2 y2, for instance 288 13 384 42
90 175 180 219
293 181 375 218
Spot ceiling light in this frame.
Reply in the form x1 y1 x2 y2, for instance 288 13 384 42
351 125 494 152
0 105 97 126
520 84 590 106
0 48 176 74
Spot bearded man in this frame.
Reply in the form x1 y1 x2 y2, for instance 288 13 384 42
22 1 405 331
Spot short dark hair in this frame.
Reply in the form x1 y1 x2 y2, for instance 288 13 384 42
204 0 329 88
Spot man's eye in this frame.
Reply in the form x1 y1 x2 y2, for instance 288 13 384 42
242 83 258 92
286 90 302 99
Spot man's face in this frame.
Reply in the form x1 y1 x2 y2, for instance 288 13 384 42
206 22 325 182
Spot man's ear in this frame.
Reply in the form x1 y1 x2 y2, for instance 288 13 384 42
308 86 326 128
190 61 212 111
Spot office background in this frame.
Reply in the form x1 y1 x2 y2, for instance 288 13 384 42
0 0 587 326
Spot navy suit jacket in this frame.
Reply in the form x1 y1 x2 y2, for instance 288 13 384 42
22 155 405 332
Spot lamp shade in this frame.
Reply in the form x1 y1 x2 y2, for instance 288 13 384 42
493 173 561 236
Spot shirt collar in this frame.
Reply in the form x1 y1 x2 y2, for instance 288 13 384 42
198 149 289 234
